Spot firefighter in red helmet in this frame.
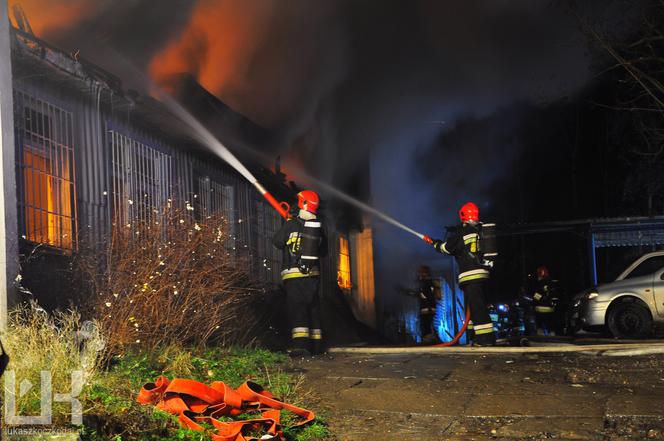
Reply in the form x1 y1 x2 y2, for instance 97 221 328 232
416 265 440 341
430 202 496 346
532 265 557 336
273 190 327 357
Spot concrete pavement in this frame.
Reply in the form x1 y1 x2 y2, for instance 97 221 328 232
297 348 664 440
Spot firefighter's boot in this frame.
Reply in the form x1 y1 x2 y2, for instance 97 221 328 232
310 328 324 355
473 322 496 346
289 328 311 358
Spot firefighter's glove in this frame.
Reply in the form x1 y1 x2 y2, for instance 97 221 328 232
432 240 444 251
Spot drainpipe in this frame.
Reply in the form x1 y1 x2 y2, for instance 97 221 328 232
0 2 19 330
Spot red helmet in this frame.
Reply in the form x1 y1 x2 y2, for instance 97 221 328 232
297 190 319 214
417 265 431 280
459 202 479 223
536 265 549 280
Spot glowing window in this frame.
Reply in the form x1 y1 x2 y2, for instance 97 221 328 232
16 92 76 252
338 235 352 290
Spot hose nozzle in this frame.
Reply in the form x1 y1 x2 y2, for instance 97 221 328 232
422 235 433 244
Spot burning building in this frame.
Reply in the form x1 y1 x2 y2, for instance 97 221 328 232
3 21 378 342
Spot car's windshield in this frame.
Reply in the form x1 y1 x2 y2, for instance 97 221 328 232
623 255 664 280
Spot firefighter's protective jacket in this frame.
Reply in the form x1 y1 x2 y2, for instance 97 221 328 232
434 222 489 285
272 212 327 281
533 277 555 313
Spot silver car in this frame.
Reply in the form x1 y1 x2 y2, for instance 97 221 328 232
570 251 664 338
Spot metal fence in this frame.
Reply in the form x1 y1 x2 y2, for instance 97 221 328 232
109 130 172 226
14 90 77 252
253 199 284 285
196 175 237 251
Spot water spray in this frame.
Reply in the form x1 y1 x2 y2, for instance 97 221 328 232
108 49 431 240
310 180 434 244
153 90 291 219
152 88 433 242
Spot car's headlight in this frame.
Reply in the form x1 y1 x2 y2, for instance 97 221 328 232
586 292 599 300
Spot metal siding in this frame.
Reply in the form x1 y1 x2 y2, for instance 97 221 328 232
108 129 173 226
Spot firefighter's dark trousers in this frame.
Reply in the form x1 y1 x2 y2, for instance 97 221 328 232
284 276 322 353
420 310 434 338
462 281 495 345
536 310 556 336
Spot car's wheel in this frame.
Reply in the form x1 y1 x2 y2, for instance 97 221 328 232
607 298 652 339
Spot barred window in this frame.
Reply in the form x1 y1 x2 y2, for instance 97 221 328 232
338 235 352 290
196 176 236 249
255 201 282 284
109 130 172 225
15 91 76 252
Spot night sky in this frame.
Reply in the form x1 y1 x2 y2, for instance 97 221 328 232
10 0 660 298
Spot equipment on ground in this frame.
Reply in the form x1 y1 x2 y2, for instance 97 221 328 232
138 376 313 441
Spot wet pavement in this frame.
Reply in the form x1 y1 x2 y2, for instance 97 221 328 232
296 346 664 440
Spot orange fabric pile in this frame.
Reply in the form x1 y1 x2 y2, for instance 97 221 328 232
137 376 315 441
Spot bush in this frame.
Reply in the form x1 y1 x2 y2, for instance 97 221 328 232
79 206 262 358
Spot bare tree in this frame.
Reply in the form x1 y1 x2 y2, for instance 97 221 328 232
580 0 664 214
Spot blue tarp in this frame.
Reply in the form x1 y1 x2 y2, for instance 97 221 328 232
435 279 467 345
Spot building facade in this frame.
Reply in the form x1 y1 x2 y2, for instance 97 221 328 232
8 27 378 333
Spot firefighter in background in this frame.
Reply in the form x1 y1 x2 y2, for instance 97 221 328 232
431 202 496 346
272 190 327 357
516 284 537 336
532 265 557 336
416 265 440 341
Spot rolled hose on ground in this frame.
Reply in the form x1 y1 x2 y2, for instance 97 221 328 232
434 308 471 347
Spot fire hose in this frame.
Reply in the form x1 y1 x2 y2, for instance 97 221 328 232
435 308 471 347
137 376 314 441
253 181 291 220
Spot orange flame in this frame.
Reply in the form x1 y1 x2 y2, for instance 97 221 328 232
8 0 96 38
149 0 276 125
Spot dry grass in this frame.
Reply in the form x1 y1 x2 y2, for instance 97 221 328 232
1 301 104 426
78 206 262 358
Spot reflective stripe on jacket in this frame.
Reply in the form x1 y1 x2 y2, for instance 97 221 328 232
272 214 327 281
435 223 490 285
